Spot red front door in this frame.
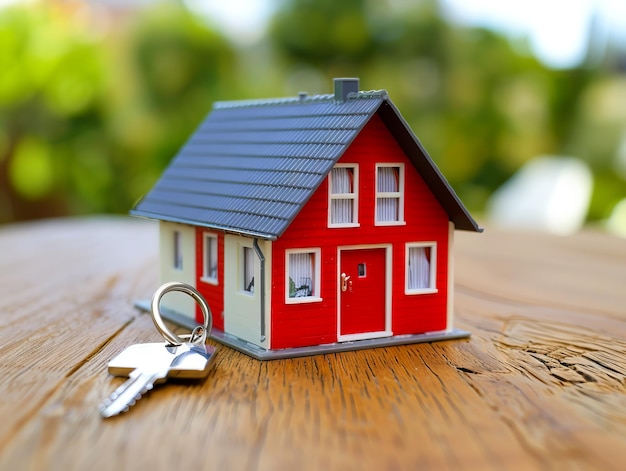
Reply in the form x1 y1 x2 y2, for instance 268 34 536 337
339 247 387 338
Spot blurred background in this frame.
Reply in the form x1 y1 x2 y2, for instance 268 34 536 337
1 0 625 235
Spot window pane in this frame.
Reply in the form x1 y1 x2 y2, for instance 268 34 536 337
173 231 183 269
331 167 353 194
408 246 431 290
288 252 314 298
243 247 254 293
376 197 399 222
204 235 217 280
331 199 354 224
378 166 399 192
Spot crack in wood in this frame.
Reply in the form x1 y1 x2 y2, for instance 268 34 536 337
494 320 626 391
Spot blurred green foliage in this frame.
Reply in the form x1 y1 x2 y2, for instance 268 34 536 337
0 1 234 221
1 0 625 225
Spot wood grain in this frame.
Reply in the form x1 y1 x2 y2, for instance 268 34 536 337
0 217 624 470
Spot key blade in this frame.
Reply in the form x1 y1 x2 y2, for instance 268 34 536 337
99 369 166 418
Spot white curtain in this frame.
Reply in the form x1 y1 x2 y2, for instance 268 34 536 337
288 252 314 297
331 167 354 224
206 236 217 279
377 167 399 222
243 247 254 292
408 247 430 289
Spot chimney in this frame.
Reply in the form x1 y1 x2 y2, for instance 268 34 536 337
333 77 359 102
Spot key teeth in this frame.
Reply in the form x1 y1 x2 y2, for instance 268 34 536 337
99 384 152 418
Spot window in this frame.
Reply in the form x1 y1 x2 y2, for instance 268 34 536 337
202 233 218 283
286 249 321 303
242 246 255 293
329 164 358 226
376 164 404 224
406 243 437 293
173 231 183 270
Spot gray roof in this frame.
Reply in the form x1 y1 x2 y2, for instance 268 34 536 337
131 91 482 239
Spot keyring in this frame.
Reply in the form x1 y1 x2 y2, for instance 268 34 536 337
150 282 212 346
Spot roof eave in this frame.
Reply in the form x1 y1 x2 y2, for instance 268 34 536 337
129 210 279 241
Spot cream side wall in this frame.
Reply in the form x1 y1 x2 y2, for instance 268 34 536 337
446 221 455 331
159 221 196 319
223 234 271 349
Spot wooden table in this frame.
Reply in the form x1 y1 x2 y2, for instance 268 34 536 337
1 217 625 470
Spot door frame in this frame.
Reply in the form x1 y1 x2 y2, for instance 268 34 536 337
337 244 393 342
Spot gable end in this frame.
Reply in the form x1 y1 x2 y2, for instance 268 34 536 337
377 100 483 233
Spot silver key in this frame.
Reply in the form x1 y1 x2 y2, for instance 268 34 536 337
99 342 217 418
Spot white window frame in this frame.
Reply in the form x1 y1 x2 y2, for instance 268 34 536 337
285 248 322 304
173 230 183 270
201 232 218 285
242 246 255 295
405 242 438 294
328 163 359 228
375 163 405 226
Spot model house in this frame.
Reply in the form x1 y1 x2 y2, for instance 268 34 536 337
132 78 482 359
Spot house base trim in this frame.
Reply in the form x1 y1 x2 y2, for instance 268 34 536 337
135 300 470 361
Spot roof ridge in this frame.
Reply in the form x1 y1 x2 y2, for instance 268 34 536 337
349 89 388 99
213 90 388 110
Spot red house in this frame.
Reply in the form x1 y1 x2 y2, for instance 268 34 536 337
132 78 482 359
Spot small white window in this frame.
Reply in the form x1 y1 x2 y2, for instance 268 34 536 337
173 231 183 270
329 164 359 227
406 243 437 294
286 249 321 303
242 246 255 293
202 233 218 284
376 164 404 225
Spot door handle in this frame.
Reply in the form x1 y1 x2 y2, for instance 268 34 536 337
341 273 351 292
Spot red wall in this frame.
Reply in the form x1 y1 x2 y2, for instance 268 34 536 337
195 228 225 331
270 114 450 349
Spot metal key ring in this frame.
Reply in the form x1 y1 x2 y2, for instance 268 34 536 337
150 282 212 346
